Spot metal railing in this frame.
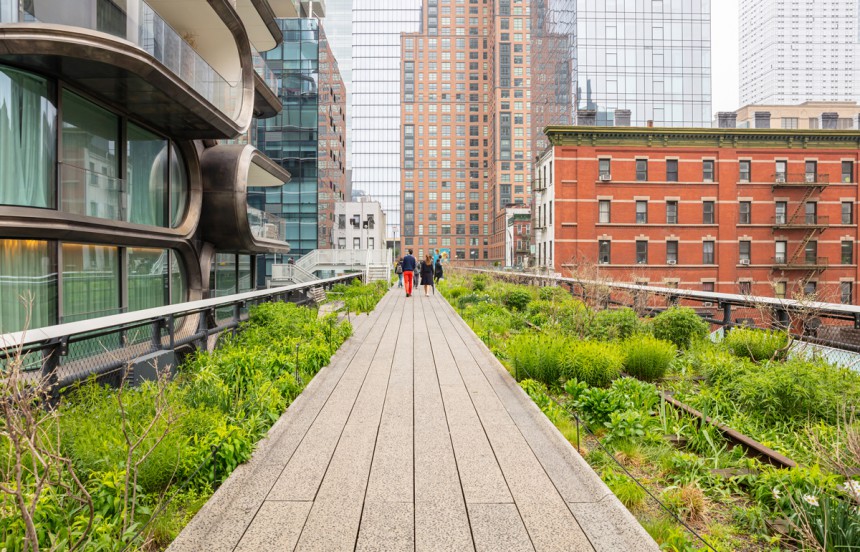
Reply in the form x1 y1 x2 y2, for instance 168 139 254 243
771 256 829 269
0 0 242 119
456 268 860 362
247 207 287 241
0 273 363 391
251 45 279 95
771 172 830 186
771 215 830 228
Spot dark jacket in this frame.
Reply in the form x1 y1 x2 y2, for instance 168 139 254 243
401 254 417 272
420 261 434 281
434 261 444 278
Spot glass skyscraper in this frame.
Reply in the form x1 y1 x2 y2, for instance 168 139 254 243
576 0 712 127
256 18 347 281
352 0 422 242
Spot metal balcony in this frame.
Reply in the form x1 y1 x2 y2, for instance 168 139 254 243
772 173 830 189
771 215 830 229
772 256 829 270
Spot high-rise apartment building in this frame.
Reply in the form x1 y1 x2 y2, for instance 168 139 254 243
740 0 859 106
352 0 422 244
256 18 348 282
576 0 712 127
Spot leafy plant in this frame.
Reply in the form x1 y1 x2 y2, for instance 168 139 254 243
722 327 790 362
472 274 488 292
652 307 709 350
623 335 677 382
603 471 646 509
589 308 641 341
507 333 570 385
604 410 649 445
503 289 533 311
561 341 623 387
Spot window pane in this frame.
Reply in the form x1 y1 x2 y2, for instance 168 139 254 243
61 91 120 219
0 239 57 332
170 250 186 304
843 202 853 225
238 254 253 293
127 123 168 226
636 160 648 181
169 144 189 228
843 242 853 265
61 243 119 323
0 65 56 208
666 160 678 182
739 160 750 181
128 248 169 311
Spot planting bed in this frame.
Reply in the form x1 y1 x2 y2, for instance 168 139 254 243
0 279 388 551
440 273 860 552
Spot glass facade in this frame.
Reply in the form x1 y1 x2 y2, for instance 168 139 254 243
256 18 347 284
576 0 712 127
0 68 189 227
352 0 422 240
0 240 186 332
532 0 576 153
0 65 56 208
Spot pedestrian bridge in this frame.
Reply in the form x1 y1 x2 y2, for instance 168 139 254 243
168 288 657 552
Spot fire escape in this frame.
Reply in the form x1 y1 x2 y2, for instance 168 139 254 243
771 168 830 276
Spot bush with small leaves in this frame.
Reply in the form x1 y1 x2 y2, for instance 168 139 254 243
503 289 533 311
472 274 488 292
722 327 790 362
589 308 642 341
651 307 709 350
622 335 677 382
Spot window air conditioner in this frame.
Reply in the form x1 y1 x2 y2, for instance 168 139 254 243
776 175 786 183
702 302 714 308
805 174 816 183
599 173 612 182
740 259 750 265
667 260 677 265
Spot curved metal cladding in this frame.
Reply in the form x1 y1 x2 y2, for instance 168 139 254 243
198 144 293 254
0 0 256 138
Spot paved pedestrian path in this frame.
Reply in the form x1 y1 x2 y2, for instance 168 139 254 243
168 288 658 552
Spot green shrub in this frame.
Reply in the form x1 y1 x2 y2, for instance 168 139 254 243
458 292 491 310
622 335 677 382
445 285 470 301
561 341 623 387
538 286 572 302
472 274 488 292
463 301 522 336
651 307 709 350
507 333 571 385
571 386 633 427
590 308 641 341
723 327 790 362
603 471 646 509
503 289 533 311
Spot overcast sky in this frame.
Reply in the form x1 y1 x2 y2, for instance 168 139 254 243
711 0 740 114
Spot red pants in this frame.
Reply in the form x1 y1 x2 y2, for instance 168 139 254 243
404 271 414 295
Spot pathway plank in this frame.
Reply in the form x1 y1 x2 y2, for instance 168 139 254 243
169 287 659 552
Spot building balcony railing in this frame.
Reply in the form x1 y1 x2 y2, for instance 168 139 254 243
771 215 830 229
532 178 547 191
0 0 241 120
247 207 287 242
251 45 279 95
771 173 830 188
772 256 829 270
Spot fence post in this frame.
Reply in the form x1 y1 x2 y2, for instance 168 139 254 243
151 317 168 351
721 302 733 333
41 338 66 407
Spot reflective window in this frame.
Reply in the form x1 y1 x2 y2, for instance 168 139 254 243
127 123 168 227
0 239 57 332
128 248 170 311
0 65 56 208
61 243 120 323
61 90 120 220
169 144 189 228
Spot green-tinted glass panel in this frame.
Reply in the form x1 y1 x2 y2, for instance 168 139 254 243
127 123 168 226
61 243 119 323
170 250 186 304
238 254 252 293
128 248 169 311
0 239 57 332
61 91 120 220
169 144 189 228
0 65 56 208
214 253 237 322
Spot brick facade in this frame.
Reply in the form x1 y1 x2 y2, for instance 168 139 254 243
534 127 860 302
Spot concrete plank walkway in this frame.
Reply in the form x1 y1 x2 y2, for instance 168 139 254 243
168 288 658 552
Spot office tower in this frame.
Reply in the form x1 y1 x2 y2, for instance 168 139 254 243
576 0 712 127
740 0 859 106
352 0 422 244
0 0 296 333
257 18 348 281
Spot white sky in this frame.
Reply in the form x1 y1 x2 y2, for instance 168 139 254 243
711 0 740 114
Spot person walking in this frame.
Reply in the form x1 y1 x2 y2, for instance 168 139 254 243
434 257 444 286
419 254 434 297
395 257 404 288
401 249 417 297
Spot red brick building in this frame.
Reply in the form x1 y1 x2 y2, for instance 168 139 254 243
534 126 860 302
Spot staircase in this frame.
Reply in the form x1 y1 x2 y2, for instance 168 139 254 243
269 249 393 286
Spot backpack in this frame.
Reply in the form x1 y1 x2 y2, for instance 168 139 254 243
395 262 403 274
